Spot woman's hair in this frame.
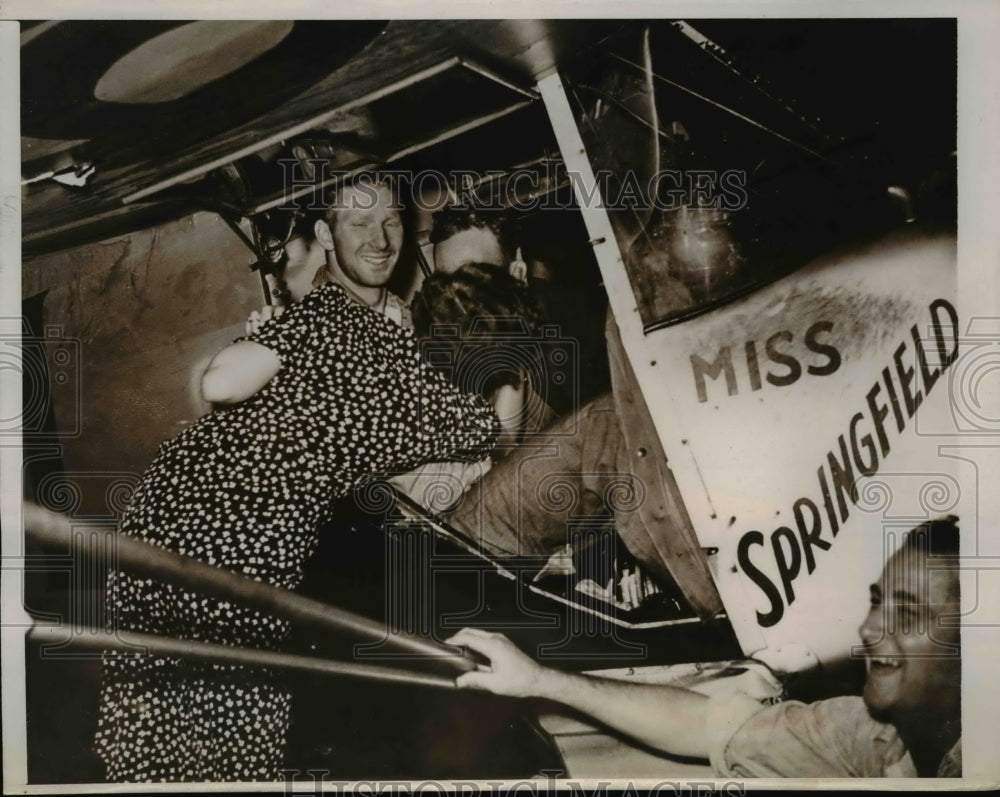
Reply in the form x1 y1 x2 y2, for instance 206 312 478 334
411 262 545 398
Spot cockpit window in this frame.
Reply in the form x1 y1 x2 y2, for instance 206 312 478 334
562 21 955 331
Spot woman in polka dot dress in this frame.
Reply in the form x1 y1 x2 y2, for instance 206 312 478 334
94 272 501 781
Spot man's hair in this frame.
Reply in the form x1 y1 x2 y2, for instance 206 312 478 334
276 133 404 229
903 515 960 557
902 515 960 599
322 171 402 228
429 207 517 261
411 262 544 397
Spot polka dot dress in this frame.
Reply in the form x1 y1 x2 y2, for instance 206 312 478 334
94 284 499 782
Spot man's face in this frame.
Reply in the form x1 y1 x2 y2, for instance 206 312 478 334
322 183 403 289
858 545 960 721
433 226 505 274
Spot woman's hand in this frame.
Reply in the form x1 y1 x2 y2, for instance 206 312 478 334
508 247 528 284
446 628 552 698
490 379 526 448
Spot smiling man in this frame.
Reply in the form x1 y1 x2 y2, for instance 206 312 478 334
855 519 961 775
311 175 410 327
204 173 410 404
448 516 962 778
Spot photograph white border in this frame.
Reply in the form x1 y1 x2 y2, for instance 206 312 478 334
2 1 998 792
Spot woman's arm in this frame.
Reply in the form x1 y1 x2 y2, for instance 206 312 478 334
201 340 281 405
447 628 712 760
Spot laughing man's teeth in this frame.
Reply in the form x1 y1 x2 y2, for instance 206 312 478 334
870 657 902 668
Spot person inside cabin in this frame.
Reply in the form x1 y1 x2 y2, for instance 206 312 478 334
430 206 610 396
430 205 527 283
398 205 698 606
382 203 572 513
429 205 598 418
94 173 504 783
385 262 551 512
447 516 962 778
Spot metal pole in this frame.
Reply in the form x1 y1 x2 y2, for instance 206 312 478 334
27 625 457 690
23 502 476 673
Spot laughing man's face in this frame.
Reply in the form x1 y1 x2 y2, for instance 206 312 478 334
858 545 960 722
327 183 403 290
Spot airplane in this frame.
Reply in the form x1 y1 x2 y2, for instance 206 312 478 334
12 16 961 784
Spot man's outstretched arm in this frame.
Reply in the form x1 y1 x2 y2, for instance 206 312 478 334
447 628 711 760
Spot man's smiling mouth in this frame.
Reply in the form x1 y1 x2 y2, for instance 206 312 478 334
361 253 394 266
867 655 903 671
